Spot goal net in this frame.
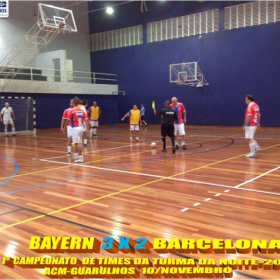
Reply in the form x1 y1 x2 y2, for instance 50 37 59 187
0 97 35 135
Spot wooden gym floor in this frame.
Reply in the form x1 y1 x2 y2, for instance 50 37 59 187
0 124 280 279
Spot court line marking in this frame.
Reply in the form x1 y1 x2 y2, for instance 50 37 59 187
0 143 65 154
41 141 163 160
40 133 237 161
205 166 280 178
234 166 280 189
180 166 280 212
0 133 236 183
0 141 167 182
39 159 232 188
0 155 20 188
1 142 280 231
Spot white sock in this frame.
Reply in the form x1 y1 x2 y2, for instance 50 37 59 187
67 146 71 153
84 139 87 145
136 136 139 140
12 127 15 133
249 142 255 154
254 140 260 147
130 136 132 140
4 129 7 135
175 141 178 145
90 129 93 138
93 128 97 135
181 141 185 146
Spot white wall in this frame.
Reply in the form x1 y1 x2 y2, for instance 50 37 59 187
0 1 91 80
36 50 67 82
0 79 118 95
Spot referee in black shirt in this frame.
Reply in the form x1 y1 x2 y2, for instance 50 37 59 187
153 100 177 154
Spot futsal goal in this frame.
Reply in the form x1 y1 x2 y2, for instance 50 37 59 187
0 97 36 135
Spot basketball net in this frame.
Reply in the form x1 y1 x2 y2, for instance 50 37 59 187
58 22 72 35
175 78 185 86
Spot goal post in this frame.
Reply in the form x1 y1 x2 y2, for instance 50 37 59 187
0 96 36 135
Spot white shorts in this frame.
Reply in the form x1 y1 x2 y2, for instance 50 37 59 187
130 124 139 131
174 123 185 136
90 121 99 127
3 118 13 125
72 127 84 144
245 126 257 139
67 126 72 139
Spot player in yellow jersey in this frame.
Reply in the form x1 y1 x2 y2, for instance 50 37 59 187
121 103 141 143
88 101 101 139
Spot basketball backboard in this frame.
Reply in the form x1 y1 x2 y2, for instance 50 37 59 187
38 4 77 33
169 62 208 87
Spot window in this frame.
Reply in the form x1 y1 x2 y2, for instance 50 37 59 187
147 9 219 43
90 25 143 51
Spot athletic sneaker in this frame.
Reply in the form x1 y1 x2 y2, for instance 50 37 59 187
175 145 179 150
255 145 261 151
162 148 167 153
74 158 84 163
83 143 88 147
245 153 256 158
67 152 71 157
172 146 176 154
89 136 93 139
94 136 98 139
182 145 187 150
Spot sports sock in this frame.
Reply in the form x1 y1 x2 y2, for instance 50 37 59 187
249 142 255 154
181 141 185 146
4 129 7 135
67 146 71 153
12 127 15 134
93 128 97 135
84 139 87 145
254 140 260 148
175 141 179 146
90 129 93 138
162 138 166 149
130 136 132 140
171 137 175 148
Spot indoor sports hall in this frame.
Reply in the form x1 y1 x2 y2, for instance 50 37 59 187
0 1 280 279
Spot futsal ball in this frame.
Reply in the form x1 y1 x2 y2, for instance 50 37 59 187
151 142 156 148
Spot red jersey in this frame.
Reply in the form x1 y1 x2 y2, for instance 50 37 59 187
170 102 186 124
245 102 260 126
62 108 71 127
67 107 88 128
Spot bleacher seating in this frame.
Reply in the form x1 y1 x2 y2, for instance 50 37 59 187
0 67 47 81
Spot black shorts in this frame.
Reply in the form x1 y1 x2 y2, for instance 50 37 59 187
161 123 174 137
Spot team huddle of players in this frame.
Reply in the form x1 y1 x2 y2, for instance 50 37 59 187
60 97 101 163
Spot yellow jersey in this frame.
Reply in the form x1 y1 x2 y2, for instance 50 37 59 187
89 106 101 120
79 105 87 113
127 109 141 125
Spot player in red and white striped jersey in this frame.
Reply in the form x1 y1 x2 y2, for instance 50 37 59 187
64 98 89 163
